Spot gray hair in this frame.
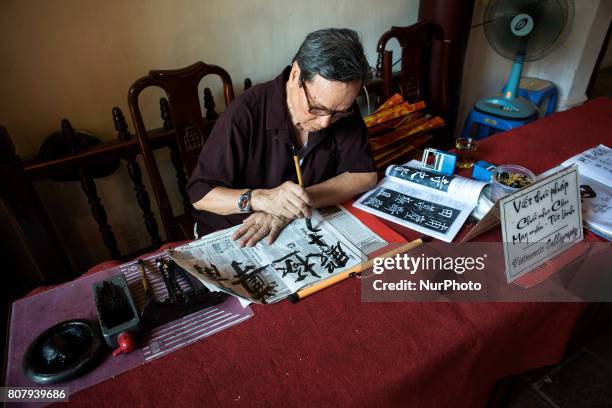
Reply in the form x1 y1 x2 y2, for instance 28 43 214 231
292 28 370 84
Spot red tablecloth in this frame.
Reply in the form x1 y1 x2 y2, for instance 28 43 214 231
53 98 611 406
385 98 611 244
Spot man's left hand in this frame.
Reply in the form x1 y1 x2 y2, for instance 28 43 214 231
231 212 291 247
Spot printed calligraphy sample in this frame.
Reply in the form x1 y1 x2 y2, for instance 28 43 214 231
354 160 487 242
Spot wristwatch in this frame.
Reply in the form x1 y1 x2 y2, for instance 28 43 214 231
237 189 254 213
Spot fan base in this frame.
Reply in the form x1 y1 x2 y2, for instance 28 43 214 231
475 96 537 120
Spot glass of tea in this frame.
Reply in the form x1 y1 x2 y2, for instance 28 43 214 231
455 138 479 169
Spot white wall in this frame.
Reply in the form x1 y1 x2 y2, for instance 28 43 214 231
457 0 612 135
0 0 419 271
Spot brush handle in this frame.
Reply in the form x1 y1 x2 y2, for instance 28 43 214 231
288 238 424 303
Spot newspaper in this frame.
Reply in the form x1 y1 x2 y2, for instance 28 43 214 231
561 145 612 240
317 205 387 255
168 208 379 304
562 144 612 185
354 160 487 242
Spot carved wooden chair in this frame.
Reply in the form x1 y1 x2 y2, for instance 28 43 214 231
128 61 235 242
375 21 451 123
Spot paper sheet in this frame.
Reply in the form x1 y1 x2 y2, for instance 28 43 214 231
169 211 365 304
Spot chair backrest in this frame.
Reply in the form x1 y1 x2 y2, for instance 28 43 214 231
128 61 235 241
376 22 451 120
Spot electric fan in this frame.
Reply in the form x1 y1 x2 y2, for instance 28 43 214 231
475 0 574 119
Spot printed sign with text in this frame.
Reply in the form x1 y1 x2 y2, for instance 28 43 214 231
499 166 583 282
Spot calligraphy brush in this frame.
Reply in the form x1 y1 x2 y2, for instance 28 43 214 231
288 236 430 303
291 144 313 231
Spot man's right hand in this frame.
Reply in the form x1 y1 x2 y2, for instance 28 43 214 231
251 181 312 219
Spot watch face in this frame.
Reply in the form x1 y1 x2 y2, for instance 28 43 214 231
238 195 249 211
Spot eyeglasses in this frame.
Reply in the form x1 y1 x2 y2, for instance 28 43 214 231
301 78 354 119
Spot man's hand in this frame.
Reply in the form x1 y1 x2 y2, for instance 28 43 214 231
231 212 291 247
252 181 312 219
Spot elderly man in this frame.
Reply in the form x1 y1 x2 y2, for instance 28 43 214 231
187 28 377 247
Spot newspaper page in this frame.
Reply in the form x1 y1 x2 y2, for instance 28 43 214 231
562 144 612 186
560 145 612 240
354 160 486 242
319 205 387 255
168 211 365 304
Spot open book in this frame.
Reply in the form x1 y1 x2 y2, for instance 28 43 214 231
561 144 612 240
354 160 487 242
168 207 386 304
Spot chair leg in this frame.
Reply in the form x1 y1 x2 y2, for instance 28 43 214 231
545 94 558 117
475 123 492 140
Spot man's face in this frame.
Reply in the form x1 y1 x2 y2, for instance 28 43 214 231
288 63 361 133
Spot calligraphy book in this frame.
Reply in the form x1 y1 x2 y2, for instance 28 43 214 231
168 206 386 304
354 160 487 242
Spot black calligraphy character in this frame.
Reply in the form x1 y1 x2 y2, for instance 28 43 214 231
230 260 277 302
245 276 278 303
320 242 350 274
194 263 228 282
272 251 321 282
307 233 328 248
306 220 321 233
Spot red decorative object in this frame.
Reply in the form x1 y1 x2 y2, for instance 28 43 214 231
112 332 135 357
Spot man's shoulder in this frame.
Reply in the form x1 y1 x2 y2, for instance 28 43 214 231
226 78 275 117
209 79 276 141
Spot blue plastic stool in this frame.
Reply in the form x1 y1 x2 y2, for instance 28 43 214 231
461 108 537 140
502 77 558 117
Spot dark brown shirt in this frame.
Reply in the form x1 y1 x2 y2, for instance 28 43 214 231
187 67 375 235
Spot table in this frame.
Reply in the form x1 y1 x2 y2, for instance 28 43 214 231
13 98 612 407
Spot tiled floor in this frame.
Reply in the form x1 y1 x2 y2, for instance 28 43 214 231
507 323 612 407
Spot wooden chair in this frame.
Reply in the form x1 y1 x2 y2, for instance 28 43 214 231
375 21 451 122
128 61 235 242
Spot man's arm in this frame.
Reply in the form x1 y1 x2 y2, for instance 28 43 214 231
192 171 376 216
191 182 312 218
306 171 377 208
191 187 247 215
195 171 376 247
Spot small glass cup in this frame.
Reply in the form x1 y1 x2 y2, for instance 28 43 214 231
455 138 478 169
490 164 536 202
